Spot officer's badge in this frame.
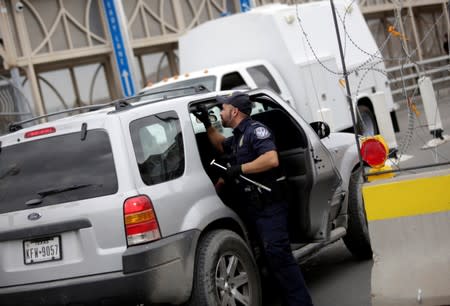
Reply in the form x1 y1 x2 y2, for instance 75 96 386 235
254 127 270 139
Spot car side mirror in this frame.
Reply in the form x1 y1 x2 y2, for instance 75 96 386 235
310 121 330 139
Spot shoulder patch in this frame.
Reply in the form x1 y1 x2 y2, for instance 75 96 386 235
254 126 270 139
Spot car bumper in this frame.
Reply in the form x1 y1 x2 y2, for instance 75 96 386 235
0 229 200 306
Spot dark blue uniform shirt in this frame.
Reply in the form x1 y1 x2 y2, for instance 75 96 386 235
223 117 278 187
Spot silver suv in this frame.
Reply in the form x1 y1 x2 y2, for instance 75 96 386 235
0 89 372 305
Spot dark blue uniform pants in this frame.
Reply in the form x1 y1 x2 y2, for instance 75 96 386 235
247 201 313 306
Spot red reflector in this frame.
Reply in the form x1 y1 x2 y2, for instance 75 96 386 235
24 127 56 138
360 138 387 168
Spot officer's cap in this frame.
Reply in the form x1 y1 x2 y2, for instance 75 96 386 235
217 92 252 115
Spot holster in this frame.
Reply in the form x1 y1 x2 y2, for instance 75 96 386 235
243 179 287 209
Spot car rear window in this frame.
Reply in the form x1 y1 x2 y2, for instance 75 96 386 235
247 65 281 94
130 111 184 185
0 129 118 214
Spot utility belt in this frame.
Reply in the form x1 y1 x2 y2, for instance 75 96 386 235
242 177 287 210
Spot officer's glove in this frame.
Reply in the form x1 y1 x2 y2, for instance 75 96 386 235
193 106 211 128
226 164 242 179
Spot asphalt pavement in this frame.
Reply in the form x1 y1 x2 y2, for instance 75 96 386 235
262 240 372 306
304 241 372 306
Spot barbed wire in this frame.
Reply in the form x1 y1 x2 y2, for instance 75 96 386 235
295 0 449 164
295 4 342 76
338 0 400 64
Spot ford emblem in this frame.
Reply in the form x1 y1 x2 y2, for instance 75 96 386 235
28 212 42 221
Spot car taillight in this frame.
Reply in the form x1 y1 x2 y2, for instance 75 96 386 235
24 127 56 138
123 195 161 246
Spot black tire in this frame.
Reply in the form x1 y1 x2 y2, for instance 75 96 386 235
343 170 373 260
357 105 379 136
188 230 262 306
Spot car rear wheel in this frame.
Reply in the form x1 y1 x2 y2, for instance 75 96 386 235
188 230 262 306
357 105 379 136
343 169 373 260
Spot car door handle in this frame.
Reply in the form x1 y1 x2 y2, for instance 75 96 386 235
313 156 322 163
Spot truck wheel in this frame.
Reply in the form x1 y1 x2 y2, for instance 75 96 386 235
188 230 262 306
343 170 373 260
357 105 379 136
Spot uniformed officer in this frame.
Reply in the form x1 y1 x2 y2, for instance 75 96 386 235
196 92 313 306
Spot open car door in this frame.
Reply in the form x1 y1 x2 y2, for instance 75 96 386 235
249 92 342 243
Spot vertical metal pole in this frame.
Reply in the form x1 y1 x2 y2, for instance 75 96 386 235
0 0 17 68
25 63 46 118
329 0 365 175
383 15 394 60
397 8 409 55
171 0 186 30
240 0 251 12
446 2 450 57
408 6 422 61
10 67 30 121
102 0 137 97
9 0 46 118
115 0 138 95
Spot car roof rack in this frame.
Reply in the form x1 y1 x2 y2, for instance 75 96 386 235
8 85 209 133
8 99 131 132
111 84 209 113
138 84 209 98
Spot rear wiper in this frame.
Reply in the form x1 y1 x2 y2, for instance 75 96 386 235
37 183 97 197
25 183 99 206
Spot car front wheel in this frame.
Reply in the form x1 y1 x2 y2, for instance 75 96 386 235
188 230 262 306
343 169 373 260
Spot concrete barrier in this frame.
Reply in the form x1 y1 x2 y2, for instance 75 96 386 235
362 169 450 306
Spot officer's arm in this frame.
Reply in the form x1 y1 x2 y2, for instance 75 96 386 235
206 126 226 153
241 150 279 174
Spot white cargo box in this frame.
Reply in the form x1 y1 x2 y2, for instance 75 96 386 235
179 0 395 131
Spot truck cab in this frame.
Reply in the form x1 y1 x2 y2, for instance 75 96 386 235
141 60 293 103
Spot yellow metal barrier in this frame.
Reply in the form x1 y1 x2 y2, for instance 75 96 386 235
362 169 450 306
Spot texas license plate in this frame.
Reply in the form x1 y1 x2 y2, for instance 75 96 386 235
23 236 62 265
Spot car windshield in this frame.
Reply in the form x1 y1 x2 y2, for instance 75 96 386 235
0 129 118 213
138 76 216 102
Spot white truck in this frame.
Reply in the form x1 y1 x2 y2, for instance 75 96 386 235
141 0 398 149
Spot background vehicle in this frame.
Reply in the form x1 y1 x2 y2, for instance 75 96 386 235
142 0 398 150
0 88 371 305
